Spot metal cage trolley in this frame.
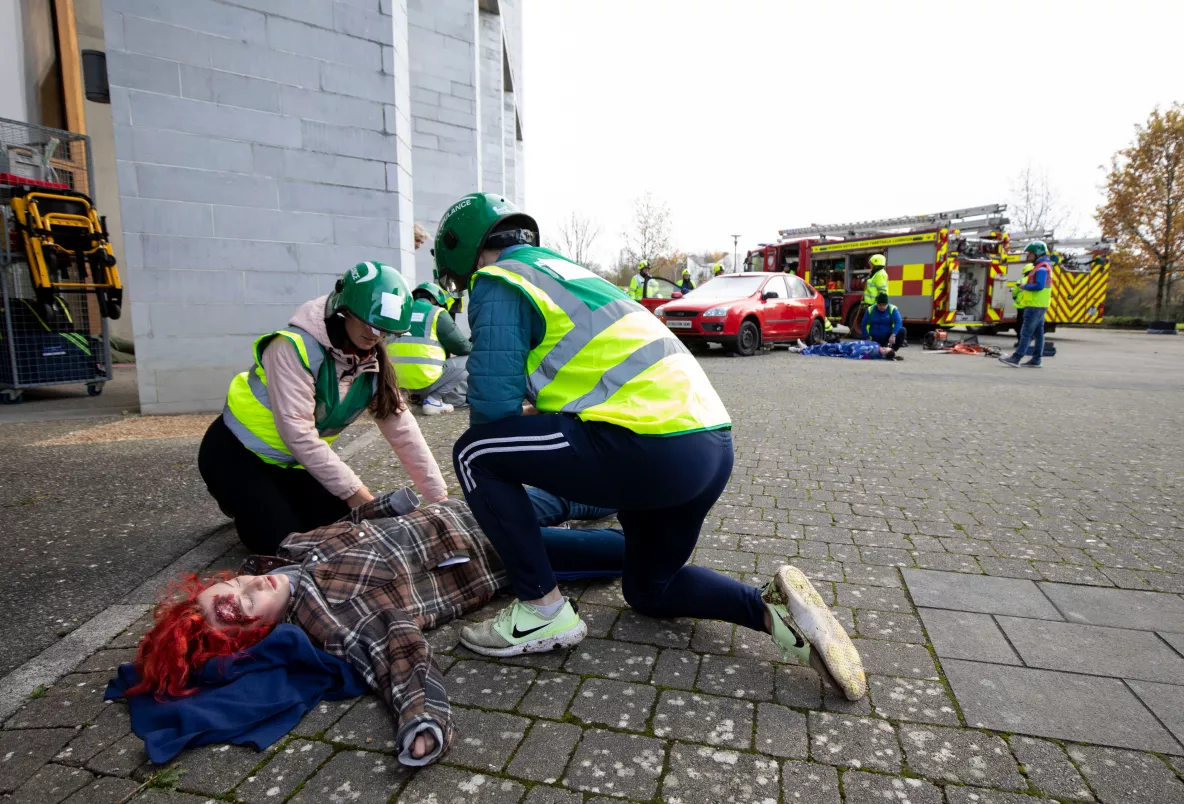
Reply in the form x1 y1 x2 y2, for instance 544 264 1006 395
0 116 120 404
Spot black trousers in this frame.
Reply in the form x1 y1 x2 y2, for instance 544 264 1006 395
198 416 349 554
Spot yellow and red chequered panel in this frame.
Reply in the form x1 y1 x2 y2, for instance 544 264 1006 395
887 264 934 299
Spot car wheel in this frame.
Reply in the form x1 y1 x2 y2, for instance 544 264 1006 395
733 320 761 356
806 318 825 345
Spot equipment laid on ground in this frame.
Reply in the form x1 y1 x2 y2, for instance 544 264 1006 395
0 117 113 404
747 205 1114 337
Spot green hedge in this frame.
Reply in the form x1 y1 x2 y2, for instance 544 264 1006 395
1102 316 1147 328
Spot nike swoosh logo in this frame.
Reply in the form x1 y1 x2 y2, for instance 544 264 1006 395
512 623 550 639
780 615 805 648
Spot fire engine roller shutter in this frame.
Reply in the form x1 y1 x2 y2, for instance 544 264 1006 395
885 243 937 321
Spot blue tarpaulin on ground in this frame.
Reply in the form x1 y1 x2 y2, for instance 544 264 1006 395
106 624 368 764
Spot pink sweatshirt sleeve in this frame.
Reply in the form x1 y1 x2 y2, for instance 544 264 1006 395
376 408 449 502
260 339 364 500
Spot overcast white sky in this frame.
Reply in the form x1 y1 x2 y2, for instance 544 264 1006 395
521 0 1183 269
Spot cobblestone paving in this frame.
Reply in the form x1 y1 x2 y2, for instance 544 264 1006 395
3 329 1184 803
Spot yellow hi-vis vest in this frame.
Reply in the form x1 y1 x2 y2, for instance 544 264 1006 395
863 268 889 307
223 326 375 467
473 248 731 436
389 302 446 391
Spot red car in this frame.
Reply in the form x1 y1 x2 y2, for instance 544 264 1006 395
654 272 827 356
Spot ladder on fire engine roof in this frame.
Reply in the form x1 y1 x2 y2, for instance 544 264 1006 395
778 204 1009 240
1007 230 1117 252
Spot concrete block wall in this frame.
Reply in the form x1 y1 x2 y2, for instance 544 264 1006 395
478 10 504 195
408 0 524 284
103 0 416 413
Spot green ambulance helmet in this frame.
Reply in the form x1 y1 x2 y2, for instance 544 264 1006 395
1024 241 1049 258
433 193 540 291
325 262 413 334
413 281 448 307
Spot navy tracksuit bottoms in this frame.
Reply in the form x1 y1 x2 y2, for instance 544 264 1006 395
454 414 767 633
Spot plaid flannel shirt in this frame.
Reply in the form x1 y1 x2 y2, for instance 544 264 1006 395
253 495 507 761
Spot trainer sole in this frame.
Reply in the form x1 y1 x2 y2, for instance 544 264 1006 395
459 620 587 658
776 566 867 701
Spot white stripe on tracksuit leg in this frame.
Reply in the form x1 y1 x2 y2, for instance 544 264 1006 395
460 439 570 493
455 431 567 492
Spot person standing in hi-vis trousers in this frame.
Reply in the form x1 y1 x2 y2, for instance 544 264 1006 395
432 193 867 701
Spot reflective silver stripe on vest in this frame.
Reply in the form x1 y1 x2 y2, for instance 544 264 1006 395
247 368 271 407
284 326 326 379
393 336 441 347
221 404 296 464
392 355 447 367
492 259 647 398
560 336 687 413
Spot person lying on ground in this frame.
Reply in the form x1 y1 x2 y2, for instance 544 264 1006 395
123 488 619 768
122 488 862 768
788 339 898 360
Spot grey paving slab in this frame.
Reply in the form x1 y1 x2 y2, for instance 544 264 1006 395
1163 631 1184 656
515 671 579 719
942 659 1183 753
689 619 734 654
559 729 666 800
753 702 808 760
291 750 409 804
841 770 942 804
900 724 1025 790
568 678 655 733
3 674 112 730
1039 583 1184 632
695 655 775 701
521 787 580 804
660 742 781 804
651 648 700 690
944 789 1057 804
1007 735 1095 801
997 616 1184 683
576 603 620 638
447 708 529 772
868 676 961 726
396 764 521 804
291 697 357 738
902 569 1063 619
917 608 1021 664
1067 745 1184 804
8 763 92 804
562 638 656 681
505 720 581 785
610 611 692 648
849 639 939 679
1128 680 1184 747
651 689 754 748
854 609 926 643
59 776 140 804
780 760 840 804
326 696 399 752
775 663 823 709
445 661 536 710
835 583 911 612
148 743 269 795
236 739 332 804
807 712 901 772
83 732 146 777
54 704 131 767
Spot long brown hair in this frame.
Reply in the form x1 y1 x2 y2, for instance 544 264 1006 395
369 344 406 419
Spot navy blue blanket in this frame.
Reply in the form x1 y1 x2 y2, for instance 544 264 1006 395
106 624 368 764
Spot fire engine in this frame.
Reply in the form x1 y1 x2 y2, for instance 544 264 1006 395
1001 232 1114 331
745 205 1114 335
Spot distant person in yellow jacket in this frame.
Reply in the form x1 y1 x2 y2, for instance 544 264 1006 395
628 260 657 300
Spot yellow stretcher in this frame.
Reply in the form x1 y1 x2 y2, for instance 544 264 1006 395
8 187 123 320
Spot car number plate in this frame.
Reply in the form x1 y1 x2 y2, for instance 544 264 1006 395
666 320 692 329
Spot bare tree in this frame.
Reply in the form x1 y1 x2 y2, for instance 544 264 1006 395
622 192 672 267
1009 164 1072 234
556 212 601 268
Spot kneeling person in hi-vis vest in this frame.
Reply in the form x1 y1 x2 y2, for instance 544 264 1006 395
198 263 448 555
433 193 866 700
389 282 473 415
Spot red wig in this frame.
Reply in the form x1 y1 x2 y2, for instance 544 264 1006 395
126 572 274 700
